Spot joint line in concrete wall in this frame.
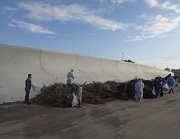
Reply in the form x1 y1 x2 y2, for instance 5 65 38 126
76 55 80 71
40 50 56 82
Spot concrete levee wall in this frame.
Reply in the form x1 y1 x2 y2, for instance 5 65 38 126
0 44 172 104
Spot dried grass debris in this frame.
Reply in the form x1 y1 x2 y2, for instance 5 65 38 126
31 80 156 107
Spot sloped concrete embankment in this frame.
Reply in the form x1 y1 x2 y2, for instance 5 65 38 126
0 44 171 104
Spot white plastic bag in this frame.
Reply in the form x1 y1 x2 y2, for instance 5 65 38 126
162 83 169 92
76 86 82 103
141 92 143 99
72 93 78 107
152 87 155 95
31 82 38 91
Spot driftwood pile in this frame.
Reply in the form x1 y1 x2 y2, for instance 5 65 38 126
32 80 156 107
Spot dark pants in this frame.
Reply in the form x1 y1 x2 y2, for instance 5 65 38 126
155 89 161 97
25 90 30 104
168 88 174 93
160 87 163 96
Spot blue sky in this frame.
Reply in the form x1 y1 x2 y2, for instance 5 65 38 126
0 0 180 69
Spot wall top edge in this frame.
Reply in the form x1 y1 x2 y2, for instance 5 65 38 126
0 43 170 72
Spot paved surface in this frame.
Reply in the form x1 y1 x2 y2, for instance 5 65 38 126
0 86 180 139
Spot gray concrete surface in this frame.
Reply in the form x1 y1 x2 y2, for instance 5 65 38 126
0 44 172 104
0 86 180 139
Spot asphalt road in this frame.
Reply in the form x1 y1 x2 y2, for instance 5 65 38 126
0 85 180 139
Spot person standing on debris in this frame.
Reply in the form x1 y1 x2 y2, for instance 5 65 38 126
67 69 76 94
25 74 32 105
167 74 175 93
135 79 144 102
67 69 74 85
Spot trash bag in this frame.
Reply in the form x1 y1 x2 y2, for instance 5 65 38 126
162 83 169 92
141 92 143 99
72 92 78 107
152 87 155 95
32 82 38 91
76 86 82 103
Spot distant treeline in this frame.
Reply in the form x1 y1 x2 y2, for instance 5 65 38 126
123 60 135 63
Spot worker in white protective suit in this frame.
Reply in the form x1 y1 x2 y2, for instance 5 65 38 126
67 69 74 85
72 84 82 107
66 69 78 107
67 69 76 94
135 79 144 102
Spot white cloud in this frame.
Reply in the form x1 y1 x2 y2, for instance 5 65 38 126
129 15 180 41
8 20 56 35
18 1 128 31
138 14 149 20
145 0 159 8
159 33 175 38
111 0 136 4
145 0 180 13
2 7 17 11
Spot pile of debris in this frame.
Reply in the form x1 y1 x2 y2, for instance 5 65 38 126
32 80 156 107
82 80 156 104
32 83 70 107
